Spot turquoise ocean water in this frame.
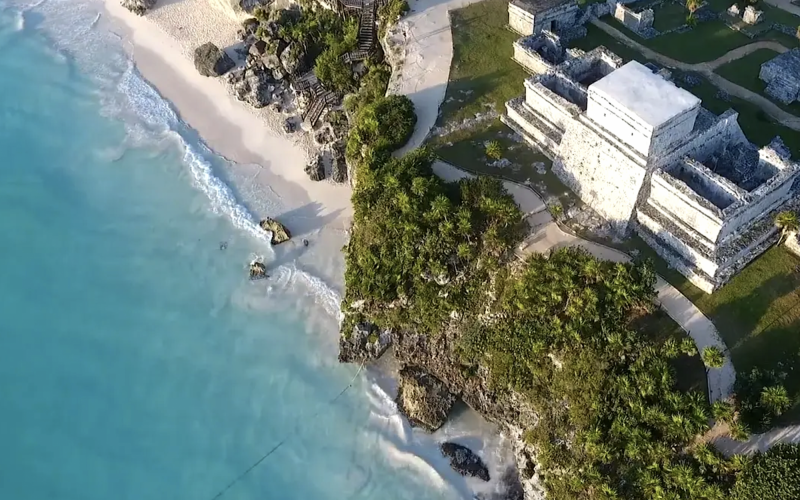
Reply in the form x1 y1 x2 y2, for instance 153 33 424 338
0 1 511 499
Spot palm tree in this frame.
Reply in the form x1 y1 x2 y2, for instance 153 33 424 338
775 210 799 244
702 346 725 375
760 385 791 416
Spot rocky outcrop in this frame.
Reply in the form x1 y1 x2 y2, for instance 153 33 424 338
338 322 392 363
121 0 156 15
232 66 273 108
194 43 236 77
331 141 347 184
396 366 456 432
259 217 291 244
441 442 490 481
280 42 306 77
305 154 326 182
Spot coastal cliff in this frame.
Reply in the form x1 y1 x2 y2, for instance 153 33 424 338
335 146 767 499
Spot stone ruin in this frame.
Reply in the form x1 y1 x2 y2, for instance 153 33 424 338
508 0 582 36
614 2 655 36
742 4 764 24
513 30 569 74
504 46 800 292
759 48 800 104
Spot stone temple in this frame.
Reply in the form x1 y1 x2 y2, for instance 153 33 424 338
503 40 800 292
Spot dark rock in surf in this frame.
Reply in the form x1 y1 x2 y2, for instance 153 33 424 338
440 442 490 482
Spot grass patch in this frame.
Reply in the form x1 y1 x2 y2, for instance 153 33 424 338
715 48 800 116
437 0 526 126
652 2 689 32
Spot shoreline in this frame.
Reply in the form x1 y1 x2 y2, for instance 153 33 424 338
102 0 353 233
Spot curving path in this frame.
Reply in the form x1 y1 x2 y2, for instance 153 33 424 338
432 160 736 405
591 19 800 131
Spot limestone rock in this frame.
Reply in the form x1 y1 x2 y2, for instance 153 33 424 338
242 17 259 36
121 0 156 15
280 42 306 77
338 322 392 363
396 366 456 432
283 117 298 133
259 217 291 244
239 0 271 14
194 43 235 77
440 442 490 481
234 66 273 108
331 141 347 183
305 154 325 182
249 261 268 279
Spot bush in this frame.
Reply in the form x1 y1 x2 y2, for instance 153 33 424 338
315 43 355 93
345 61 392 116
731 444 800 500
485 140 502 160
347 94 416 160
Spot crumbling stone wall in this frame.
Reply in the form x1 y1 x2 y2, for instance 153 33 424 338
513 31 565 74
508 0 580 36
759 49 800 104
525 77 583 130
614 3 654 33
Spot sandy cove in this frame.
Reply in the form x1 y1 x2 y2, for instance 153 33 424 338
102 0 353 232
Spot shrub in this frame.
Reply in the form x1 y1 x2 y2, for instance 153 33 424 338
485 140 503 160
346 94 416 160
315 43 355 93
731 444 800 500
735 366 790 432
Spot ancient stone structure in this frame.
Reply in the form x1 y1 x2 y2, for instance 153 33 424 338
759 49 800 104
508 0 580 36
513 30 568 73
742 5 763 24
504 52 800 292
613 3 654 34
726 3 740 16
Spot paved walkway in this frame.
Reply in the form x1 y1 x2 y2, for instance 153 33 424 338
433 160 736 405
591 19 800 132
763 0 800 17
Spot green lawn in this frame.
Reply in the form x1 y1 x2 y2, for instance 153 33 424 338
715 48 800 116
437 0 526 126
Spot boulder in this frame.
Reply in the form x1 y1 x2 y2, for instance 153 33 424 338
305 154 325 181
280 42 306 77
194 43 236 77
249 39 267 58
121 0 156 15
440 442 490 482
396 366 456 432
338 322 392 363
259 217 291 244
283 117 298 134
249 261 268 279
242 17 260 36
314 127 334 147
331 141 347 183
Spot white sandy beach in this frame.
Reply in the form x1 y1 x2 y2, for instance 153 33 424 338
102 0 353 229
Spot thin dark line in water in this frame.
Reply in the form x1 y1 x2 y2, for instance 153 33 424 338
207 362 366 500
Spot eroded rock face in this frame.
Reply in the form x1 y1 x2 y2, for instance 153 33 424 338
331 141 347 184
338 322 392 363
239 0 271 14
259 217 291 244
304 154 325 182
121 0 156 15
440 442 490 481
249 261 268 279
194 43 235 77
396 366 456 432
280 42 306 77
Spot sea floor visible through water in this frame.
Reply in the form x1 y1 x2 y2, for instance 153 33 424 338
0 1 515 499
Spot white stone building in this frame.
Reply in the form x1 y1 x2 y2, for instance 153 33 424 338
503 52 800 292
508 0 580 36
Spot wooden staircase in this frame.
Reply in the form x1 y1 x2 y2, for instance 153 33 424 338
357 2 376 52
302 82 339 127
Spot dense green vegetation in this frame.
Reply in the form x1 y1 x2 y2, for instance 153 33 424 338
731 444 800 499
346 94 416 160
343 148 525 334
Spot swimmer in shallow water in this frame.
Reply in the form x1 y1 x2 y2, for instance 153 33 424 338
303 239 309 247
220 241 228 250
